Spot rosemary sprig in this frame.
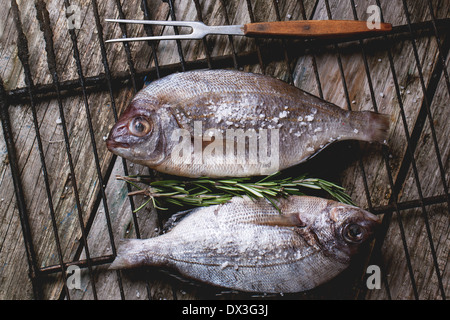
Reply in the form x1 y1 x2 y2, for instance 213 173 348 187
118 172 355 213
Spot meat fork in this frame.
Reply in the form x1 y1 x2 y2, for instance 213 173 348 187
105 19 392 42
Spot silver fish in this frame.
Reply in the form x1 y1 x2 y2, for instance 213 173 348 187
110 195 380 293
106 69 389 178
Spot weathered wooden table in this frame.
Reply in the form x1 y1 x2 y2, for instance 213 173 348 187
0 0 448 300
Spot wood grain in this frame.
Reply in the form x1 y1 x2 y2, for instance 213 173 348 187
244 20 392 38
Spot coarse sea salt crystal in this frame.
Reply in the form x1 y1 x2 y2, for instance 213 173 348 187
279 110 288 118
305 115 314 122
353 128 359 134
306 147 314 152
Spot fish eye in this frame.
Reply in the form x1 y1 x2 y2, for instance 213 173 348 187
129 116 152 137
343 223 365 243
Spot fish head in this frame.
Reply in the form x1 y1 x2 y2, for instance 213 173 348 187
327 203 381 257
272 197 380 261
106 99 167 166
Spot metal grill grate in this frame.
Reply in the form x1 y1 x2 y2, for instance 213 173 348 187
0 0 448 300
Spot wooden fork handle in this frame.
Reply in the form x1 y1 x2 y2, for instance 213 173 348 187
244 20 392 38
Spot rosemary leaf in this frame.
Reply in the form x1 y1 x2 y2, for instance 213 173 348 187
118 172 354 212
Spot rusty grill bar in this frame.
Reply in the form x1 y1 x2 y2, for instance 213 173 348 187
0 0 448 300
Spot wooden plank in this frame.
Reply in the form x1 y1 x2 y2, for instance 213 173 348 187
365 51 450 300
0 0 140 299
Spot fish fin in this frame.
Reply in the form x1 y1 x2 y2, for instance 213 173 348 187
361 111 390 145
162 208 197 233
109 239 146 270
253 212 305 228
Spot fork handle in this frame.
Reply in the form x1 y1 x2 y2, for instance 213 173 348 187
244 20 392 38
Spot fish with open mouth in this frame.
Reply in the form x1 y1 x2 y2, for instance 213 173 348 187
110 195 380 293
106 69 389 177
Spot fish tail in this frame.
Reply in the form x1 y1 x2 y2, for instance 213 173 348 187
364 111 390 144
109 239 164 270
352 111 390 145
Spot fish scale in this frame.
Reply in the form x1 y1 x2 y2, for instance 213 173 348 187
110 195 380 293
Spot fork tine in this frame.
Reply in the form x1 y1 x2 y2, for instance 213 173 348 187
105 34 199 43
105 19 207 42
105 19 204 28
